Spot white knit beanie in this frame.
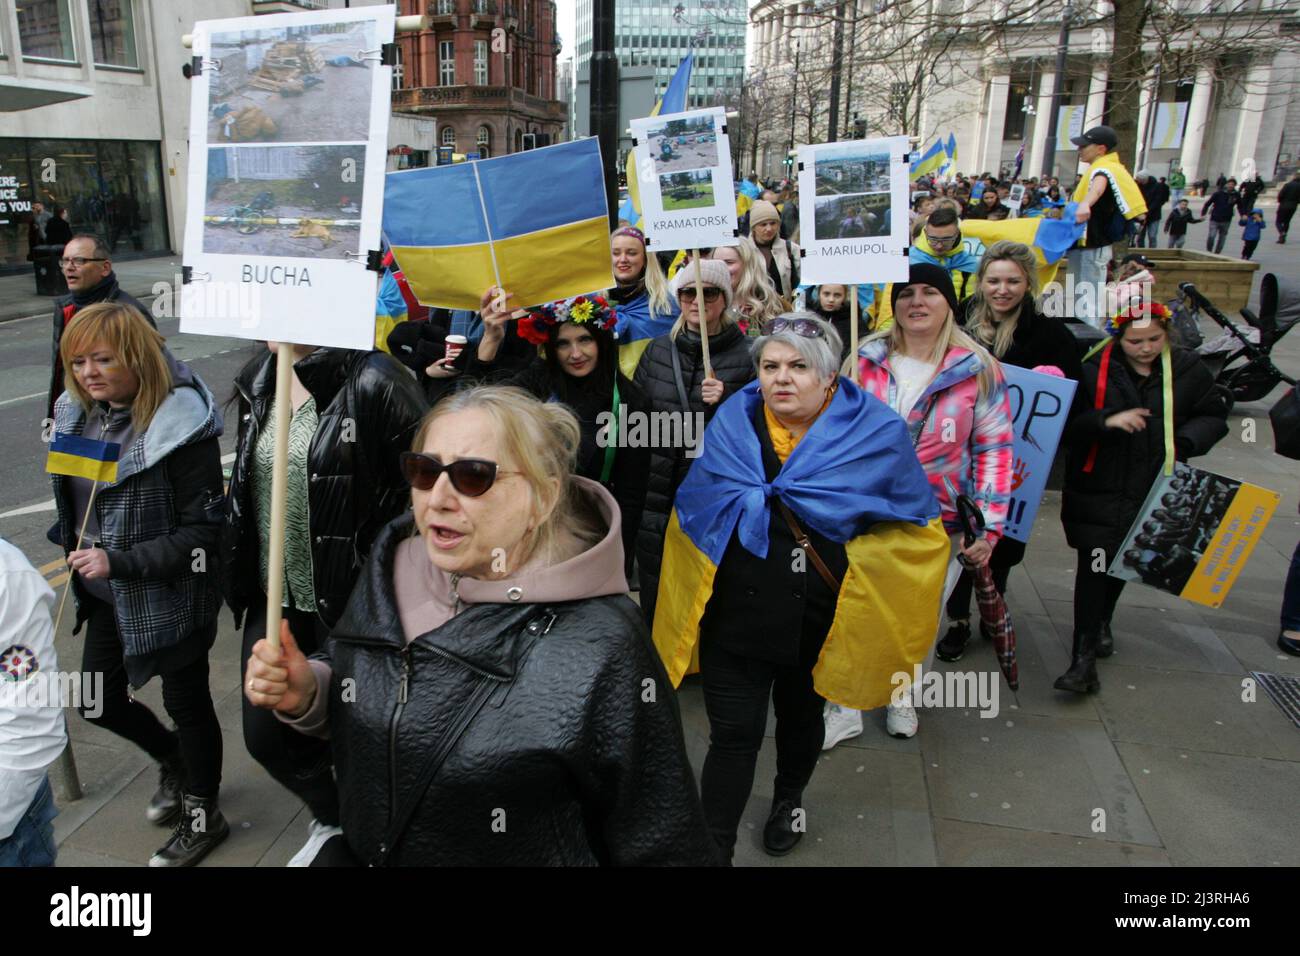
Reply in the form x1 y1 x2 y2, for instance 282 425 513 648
668 257 734 309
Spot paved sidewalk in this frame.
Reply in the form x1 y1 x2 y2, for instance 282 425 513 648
0 255 183 325
38 209 1300 867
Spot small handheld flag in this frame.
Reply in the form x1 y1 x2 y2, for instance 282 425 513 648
46 434 121 485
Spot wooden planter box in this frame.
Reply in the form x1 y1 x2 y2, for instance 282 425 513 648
1057 248 1260 313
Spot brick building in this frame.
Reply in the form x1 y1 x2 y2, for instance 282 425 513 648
390 0 565 158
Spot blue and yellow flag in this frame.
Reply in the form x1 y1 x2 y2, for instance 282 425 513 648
735 178 761 222
960 201 1086 286
651 380 950 710
47 433 120 484
619 53 695 227
910 139 946 182
374 265 408 352
385 139 613 311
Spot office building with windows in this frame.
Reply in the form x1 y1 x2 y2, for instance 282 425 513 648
573 0 747 109
749 0 1300 184
389 0 565 159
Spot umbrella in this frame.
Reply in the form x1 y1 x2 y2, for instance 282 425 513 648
956 496 1019 692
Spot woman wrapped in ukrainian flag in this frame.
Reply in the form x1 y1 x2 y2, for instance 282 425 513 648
651 312 950 863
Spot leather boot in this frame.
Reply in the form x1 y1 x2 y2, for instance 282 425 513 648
1054 629 1101 694
762 793 805 856
145 746 186 825
1095 620 1114 658
149 793 230 867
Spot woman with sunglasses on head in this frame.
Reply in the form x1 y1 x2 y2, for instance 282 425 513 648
652 314 948 861
245 386 719 866
707 238 785 335
51 302 226 867
634 260 757 625
222 340 427 866
467 288 649 579
936 241 1083 663
1056 304 1229 693
823 263 1013 747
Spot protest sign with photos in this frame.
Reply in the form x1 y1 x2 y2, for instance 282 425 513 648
1108 462 1280 607
180 4 394 350
796 137 911 286
630 107 737 251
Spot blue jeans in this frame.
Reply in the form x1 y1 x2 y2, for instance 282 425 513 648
0 775 58 867
1282 540 1300 632
1135 217 1161 248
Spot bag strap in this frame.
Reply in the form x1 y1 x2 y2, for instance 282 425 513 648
599 378 620 484
371 607 556 866
774 497 840 593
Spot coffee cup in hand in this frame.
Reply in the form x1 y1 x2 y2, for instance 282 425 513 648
444 335 468 361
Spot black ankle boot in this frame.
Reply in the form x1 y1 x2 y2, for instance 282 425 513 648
149 793 230 867
936 620 972 662
1096 621 1114 658
1054 629 1101 694
145 748 186 825
762 794 805 856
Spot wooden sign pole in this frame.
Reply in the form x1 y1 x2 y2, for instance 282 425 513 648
692 250 713 379
849 283 860 385
263 345 295 651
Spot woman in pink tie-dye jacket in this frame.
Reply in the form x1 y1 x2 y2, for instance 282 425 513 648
854 264 1015 546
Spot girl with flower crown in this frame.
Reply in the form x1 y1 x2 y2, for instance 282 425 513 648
1056 301 1230 694
469 287 649 577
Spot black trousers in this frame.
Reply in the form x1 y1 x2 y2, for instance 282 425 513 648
1073 549 1127 635
79 597 222 797
239 596 340 826
1277 204 1297 237
1242 239 1259 260
698 634 825 857
946 536 1027 620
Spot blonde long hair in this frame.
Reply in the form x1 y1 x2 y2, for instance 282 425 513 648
61 301 172 431
410 385 603 573
711 238 783 325
965 240 1040 359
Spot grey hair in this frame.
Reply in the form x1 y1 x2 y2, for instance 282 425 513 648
750 311 842 380
69 233 112 259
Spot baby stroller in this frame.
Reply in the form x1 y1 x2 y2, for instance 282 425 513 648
1179 275 1298 403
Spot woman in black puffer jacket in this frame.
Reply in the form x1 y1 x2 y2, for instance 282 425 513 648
633 258 756 625
223 344 427 863
1056 304 1230 694
244 386 718 866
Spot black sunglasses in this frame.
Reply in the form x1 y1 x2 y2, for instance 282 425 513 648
762 317 825 338
399 452 520 497
678 286 723 302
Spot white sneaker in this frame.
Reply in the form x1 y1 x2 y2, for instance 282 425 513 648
287 818 343 867
822 703 863 750
885 700 919 739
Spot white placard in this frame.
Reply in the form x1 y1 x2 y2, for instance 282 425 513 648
180 5 393 350
630 107 738 252
796 137 911 286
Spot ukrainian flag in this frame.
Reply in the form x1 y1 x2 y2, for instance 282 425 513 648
651 380 951 710
910 139 946 182
385 139 613 311
736 178 761 221
374 263 409 352
46 434 120 484
961 202 1086 286
620 53 695 228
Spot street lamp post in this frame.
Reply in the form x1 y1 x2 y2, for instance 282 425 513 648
1040 0 1074 180
787 37 800 175
591 0 620 226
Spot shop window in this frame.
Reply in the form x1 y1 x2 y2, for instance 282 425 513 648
18 0 76 62
90 0 139 68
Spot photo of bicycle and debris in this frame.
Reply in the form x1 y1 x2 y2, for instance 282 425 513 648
202 146 363 259
207 20 376 144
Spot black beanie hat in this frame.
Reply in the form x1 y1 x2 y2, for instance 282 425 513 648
891 262 960 318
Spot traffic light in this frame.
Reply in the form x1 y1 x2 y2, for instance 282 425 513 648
853 118 867 139
783 155 794 170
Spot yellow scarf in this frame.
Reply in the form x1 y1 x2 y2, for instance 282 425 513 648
1072 151 1148 246
763 388 834 463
